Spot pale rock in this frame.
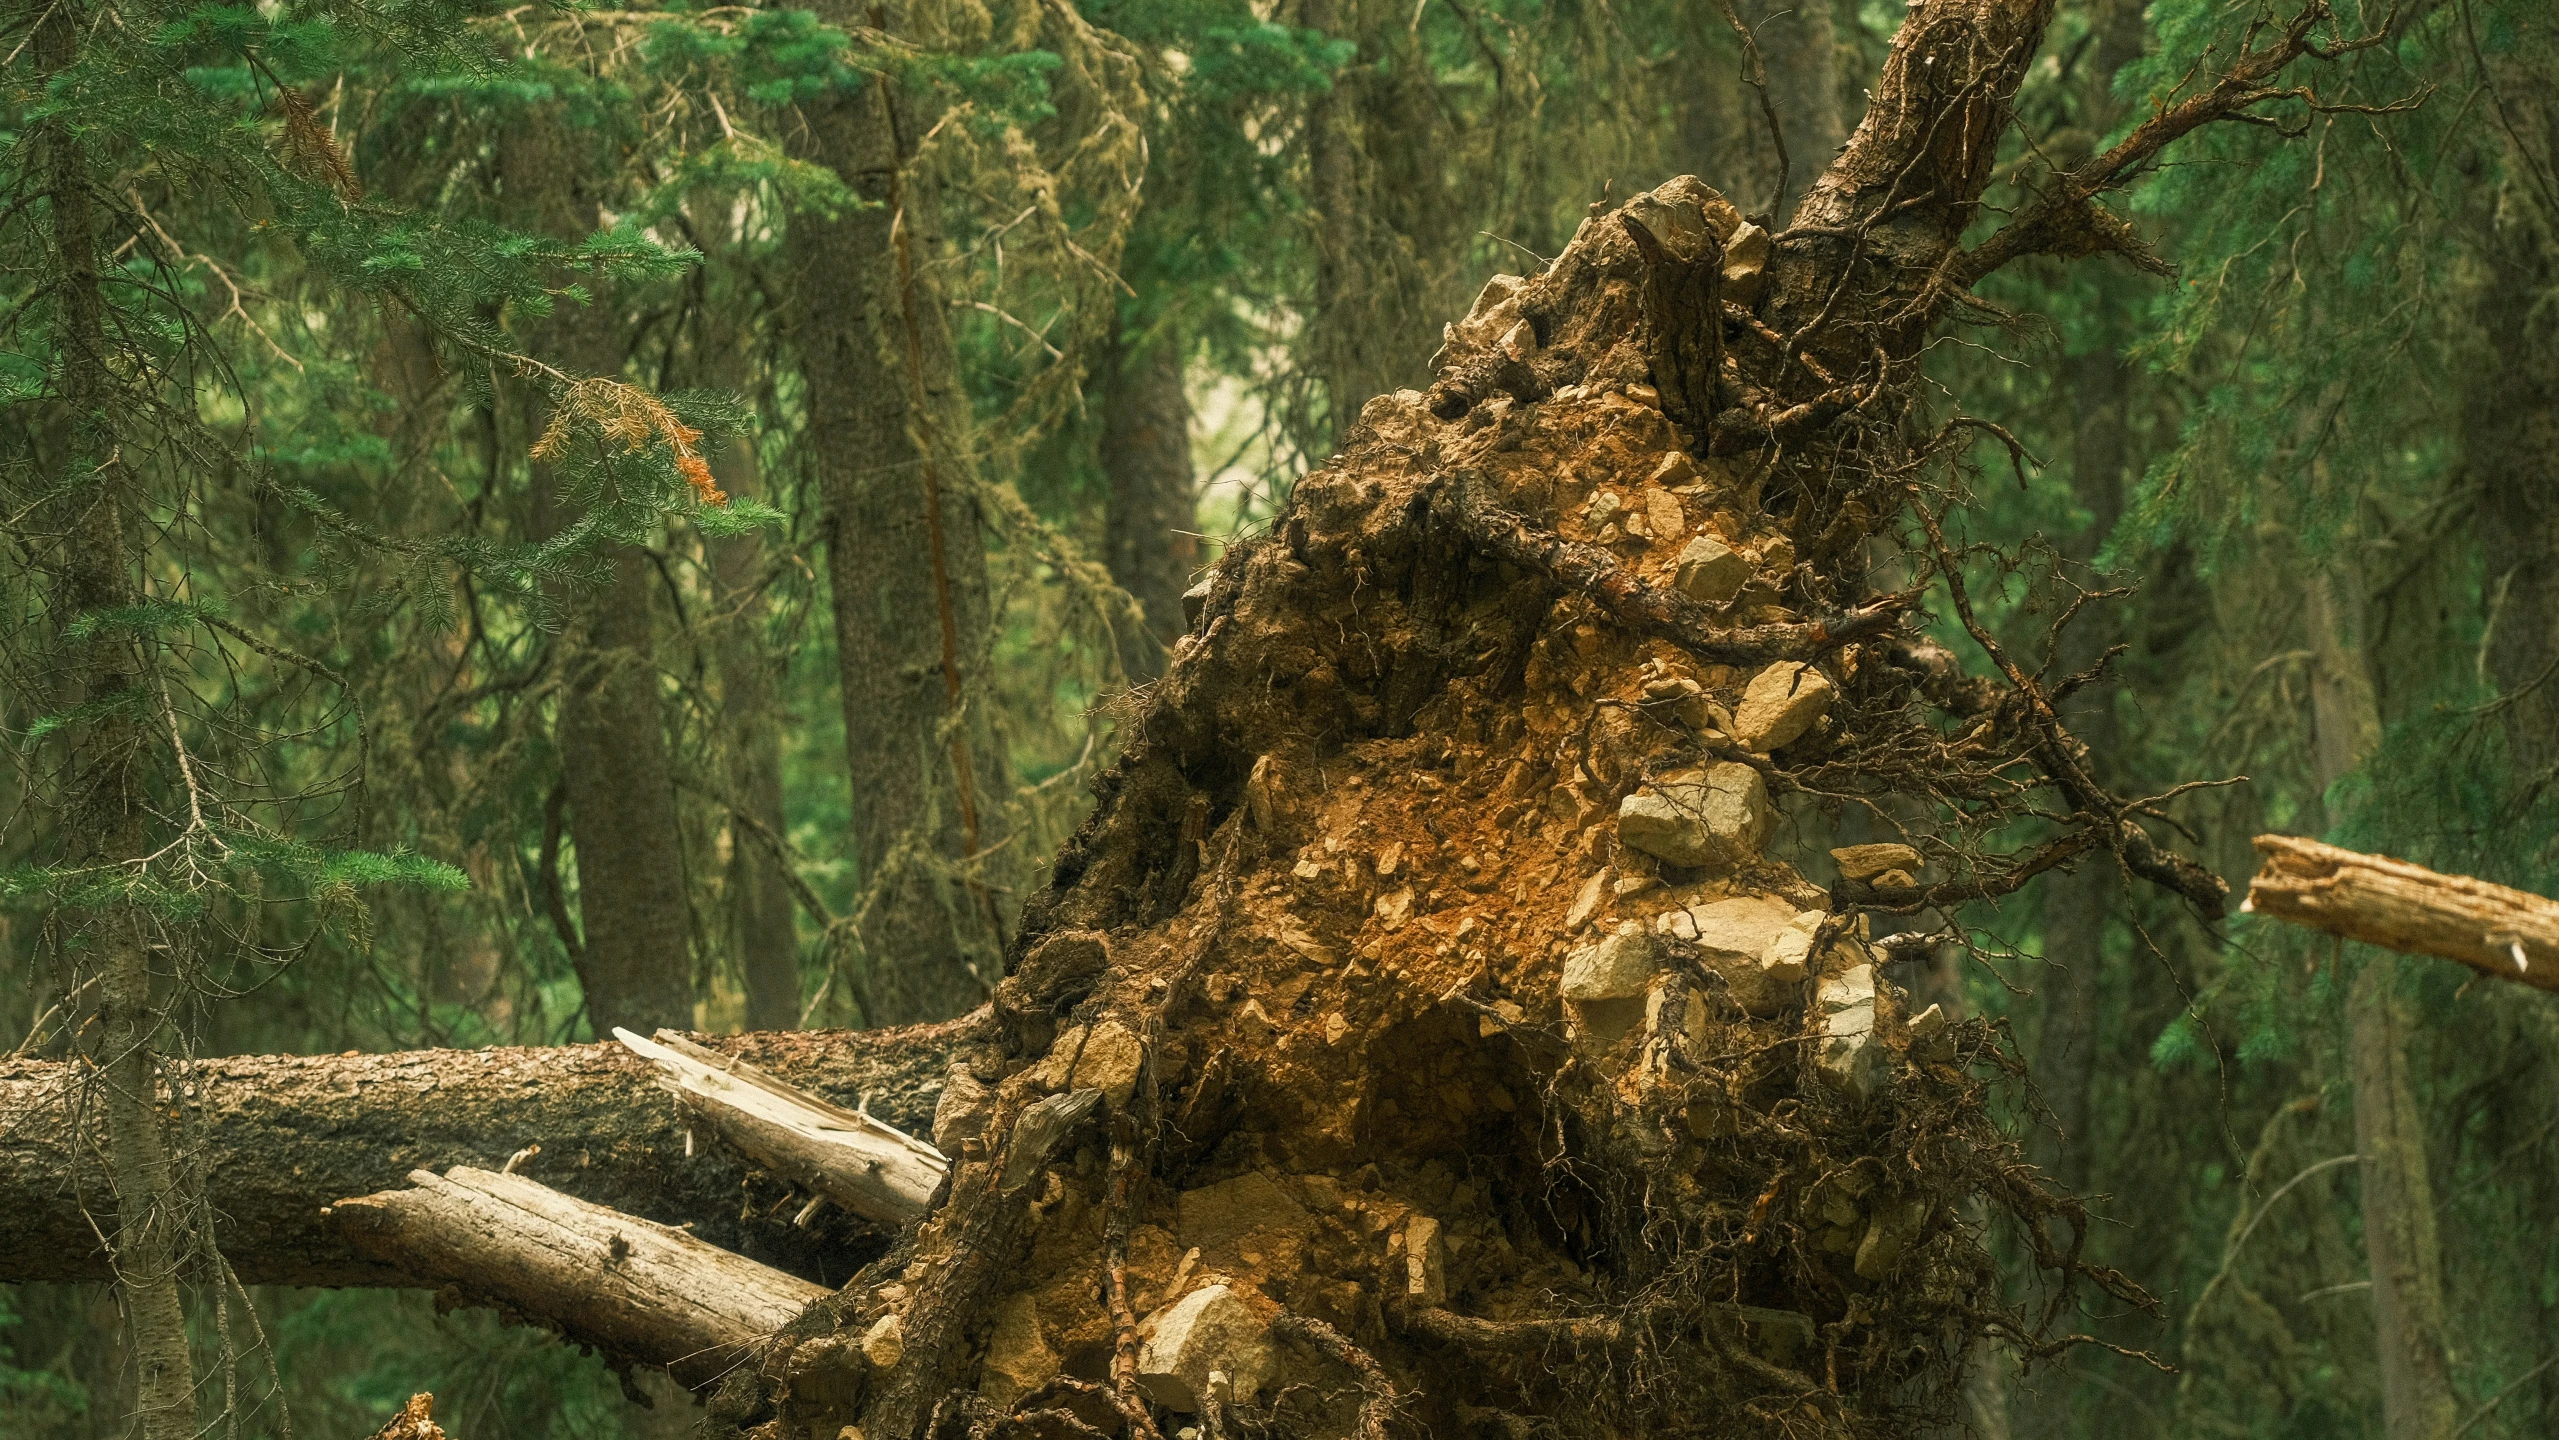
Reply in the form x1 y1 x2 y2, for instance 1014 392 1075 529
1028 1019 1147 1107
1658 895 1808 1015
861 1312 906 1369
1399 1216 1448 1307
931 1060 993 1154
1908 1003 1955 1063
1615 763 1774 870
1650 451 1701 488
1291 857 1324 880
1565 870 1609 932
1646 489 1686 542
1755 533 1797 573
1871 869 1918 892
1136 1285 1276 1413
1814 964 1887 1101
1563 926 1662 1001
1375 840 1404 878
1564 925 1660 1051
1733 662 1833 752
1499 317 1538 360
1673 536 1749 607
1182 577 1213 627
1830 843 1922 881
1374 887 1415 931
1721 221 1771 304
978 1293 1059 1407
1584 491 1623 527
1761 910 1826 985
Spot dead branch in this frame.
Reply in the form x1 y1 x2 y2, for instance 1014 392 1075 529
2244 835 2559 992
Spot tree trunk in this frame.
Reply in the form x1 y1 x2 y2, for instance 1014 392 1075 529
1098 327 1199 679
496 111 698 1037
1740 0 1848 215
786 22 1009 1025
2351 962 2461 1440
38 7 195 1433
706 431 806 1031
558 551 699 1033
2305 570 2460 1440
2465 163 2559 791
0 1023 965 1287
330 1166 832 1389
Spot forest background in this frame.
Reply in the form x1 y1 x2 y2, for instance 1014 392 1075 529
0 0 2554 1437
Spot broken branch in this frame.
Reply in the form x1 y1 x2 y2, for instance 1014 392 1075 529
2244 835 2559 992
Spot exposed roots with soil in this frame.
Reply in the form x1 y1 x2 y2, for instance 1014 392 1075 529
700 169 2212 1440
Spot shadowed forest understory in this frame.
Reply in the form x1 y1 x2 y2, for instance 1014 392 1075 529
3 1 2558 1438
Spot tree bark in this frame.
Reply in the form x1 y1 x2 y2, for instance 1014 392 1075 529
0 1022 966 1287
2350 962 2461 1440
496 110 698 1037
2245 835 2559 991
706 431 806 1031
2302 569 2461 1440
1740 0 1848 215
1099 326 1199 680
786 20 1009 1025
38 7 195 1432
329 1166 831 1389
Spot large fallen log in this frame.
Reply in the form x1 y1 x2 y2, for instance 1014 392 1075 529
615 1028 948 1225
0 1018 970 1287
329 1166 830 1388
2245 835 2559 992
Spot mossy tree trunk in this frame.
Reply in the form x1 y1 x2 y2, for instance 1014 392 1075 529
37 6 196 1432
499 110 698 1037
787 25 1010 1025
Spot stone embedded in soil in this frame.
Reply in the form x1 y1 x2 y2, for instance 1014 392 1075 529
1830 843 1923 881
1673 535 1749 607
931 1060 992 1154
977 1293 1058 1408
860 1311 904 1369
1657 895 1812 1015
1565 870 1609 931
1026 1018 1146 1106
1562 926 1663 1001
1645 489 1686 541
1815 963 1888 1101
1400 1215 1448 1307
1136 1283 1276 1413
1615 763 1773 869
1733 661 1834 752
1855 1197 1931 1281
1563 925 1662 1050
1909 1003 1955 1062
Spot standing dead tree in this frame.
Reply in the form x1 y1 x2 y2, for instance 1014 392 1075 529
0 3 2391 1437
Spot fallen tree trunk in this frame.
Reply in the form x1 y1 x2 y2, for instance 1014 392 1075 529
0 1019 968 1287
328 1166 831 1390
2245 835 2559 993
615 1027 949 1225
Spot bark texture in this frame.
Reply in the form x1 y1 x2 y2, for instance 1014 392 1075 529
787 13 1009 1024
497 110 698 1036
2246 836 2559 991
2350 962 2461 1440
1741 0 1848 214
708 431 807 1031
1098 328 1199 680
0 1022 965 1287
330 1166 831 1390
2465 171 2559 790
38 7 194 1431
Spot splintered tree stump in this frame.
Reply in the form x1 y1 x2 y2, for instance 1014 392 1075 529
2245 834 2559 991
328 1166 830 1389
615 1027 949 1224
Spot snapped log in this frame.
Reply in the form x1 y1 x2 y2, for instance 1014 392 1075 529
0 1018 970 1287
2244 835 2559 992
614 1027 948 1225
327 1166 829 1389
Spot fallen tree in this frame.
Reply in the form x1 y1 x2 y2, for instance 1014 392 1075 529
5 3 2386 1436
2244 834 2559 992
0 1020 963 1287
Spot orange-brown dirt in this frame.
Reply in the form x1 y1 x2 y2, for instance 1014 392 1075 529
716 176 2127 1440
